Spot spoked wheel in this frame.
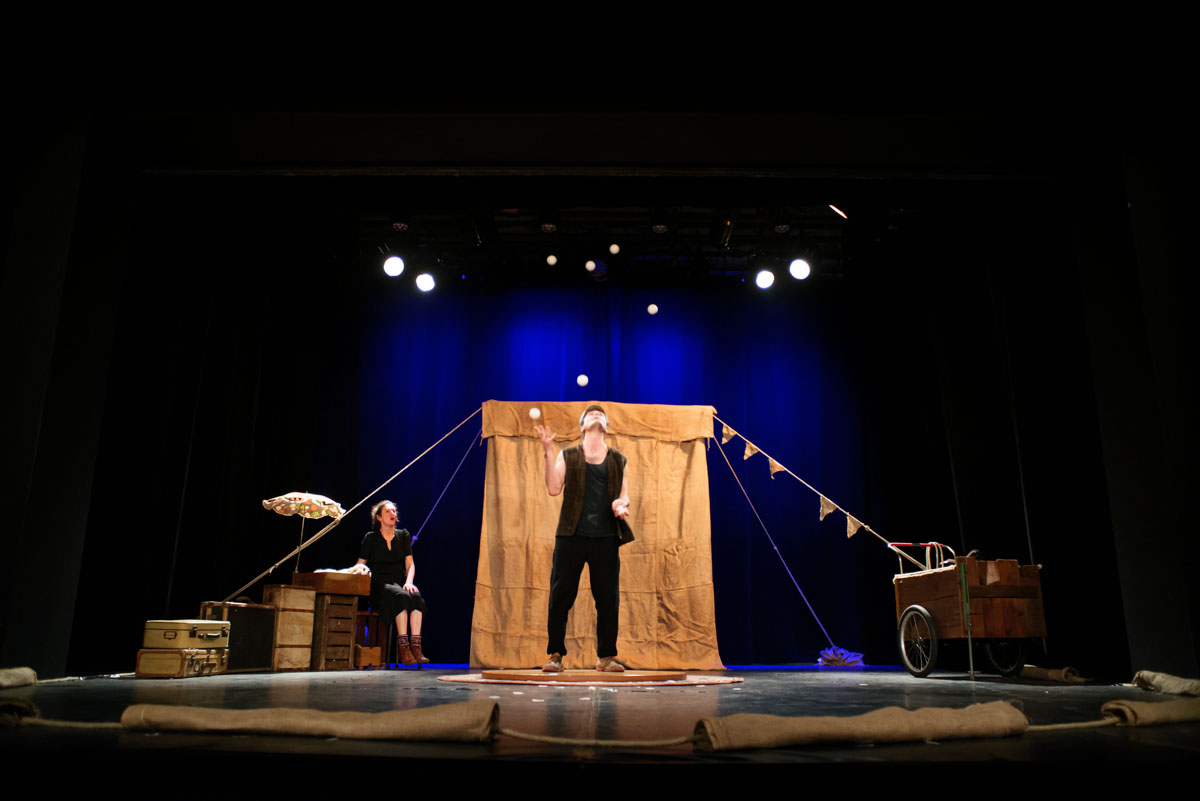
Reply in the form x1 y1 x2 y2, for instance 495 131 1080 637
984 639 1025 677
897 605 938 677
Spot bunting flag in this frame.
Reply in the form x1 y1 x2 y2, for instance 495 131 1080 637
846 514 863 538
768 458 785 479
743 441 760 460
721 423 737 444
819 495 836 521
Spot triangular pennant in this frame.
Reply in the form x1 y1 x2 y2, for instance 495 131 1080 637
846 514 863 538
819 495 836 521
743 441 760 460
768 458 784 478
721 423 737 444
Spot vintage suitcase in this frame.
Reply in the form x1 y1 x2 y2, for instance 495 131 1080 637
142 619 230 650
311 593 358 671
292 571 370 596
199 601 277 673
136 647 228 678
263 584 315 671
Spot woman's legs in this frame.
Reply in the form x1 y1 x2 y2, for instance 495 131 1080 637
395 610 408 636
409 610 422 637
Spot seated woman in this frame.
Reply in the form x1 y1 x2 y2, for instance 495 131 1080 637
356 500 429 666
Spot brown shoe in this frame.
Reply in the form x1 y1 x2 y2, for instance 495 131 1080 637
542 653 564 672
595 656 625 672
410 637 431 665
397 637 417 666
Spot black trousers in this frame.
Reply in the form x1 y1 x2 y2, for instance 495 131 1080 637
547 535 620 658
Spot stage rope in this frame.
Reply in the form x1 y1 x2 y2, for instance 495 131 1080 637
413 427 482 545
225 406 483 602
714 437 836 651
712 414 925 572
497 727 699 747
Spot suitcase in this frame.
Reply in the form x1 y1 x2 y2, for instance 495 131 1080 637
263 584 315 671
199 601 277 673
136 647 228 678
142 619 230 650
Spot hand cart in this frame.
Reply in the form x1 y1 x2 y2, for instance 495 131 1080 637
888 542 1046 677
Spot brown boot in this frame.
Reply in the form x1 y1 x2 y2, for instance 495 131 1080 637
397 635 417 666
410 636 431 666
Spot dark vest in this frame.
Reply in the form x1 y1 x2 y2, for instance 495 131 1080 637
555 445 635 545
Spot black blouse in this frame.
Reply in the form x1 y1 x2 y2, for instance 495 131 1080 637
359 529 413 585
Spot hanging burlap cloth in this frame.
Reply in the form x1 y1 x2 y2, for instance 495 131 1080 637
470 400 723 670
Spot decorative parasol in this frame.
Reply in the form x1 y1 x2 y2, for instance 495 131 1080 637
262 491 345 573
262 492 345 519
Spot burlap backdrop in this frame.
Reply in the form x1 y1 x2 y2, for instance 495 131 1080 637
469 400 724 670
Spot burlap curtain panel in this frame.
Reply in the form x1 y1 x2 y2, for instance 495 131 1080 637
470 400 724 670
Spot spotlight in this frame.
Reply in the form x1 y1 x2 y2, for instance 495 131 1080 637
755 270 775 289
651 222 669 234
585 260 596 272
829 204 848 219
789 259 811 280
547 254 558 266
391 221 409 232
383 256 405 277
416 273 435 292
609 243 620 255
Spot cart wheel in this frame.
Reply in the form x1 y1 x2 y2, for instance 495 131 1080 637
897 605 938 677
984 639 1025 677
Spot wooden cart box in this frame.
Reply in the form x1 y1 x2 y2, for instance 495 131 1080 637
199 601 277 673
263 584 315 671
292 571 370 596
311 593 358 671
893 556 1046 639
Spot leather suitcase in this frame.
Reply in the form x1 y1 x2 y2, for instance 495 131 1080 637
136 647 228 678
142 619 230 650
199 601 276 673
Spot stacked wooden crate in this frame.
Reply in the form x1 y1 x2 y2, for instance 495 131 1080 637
263 584 316 671
292 572 370 670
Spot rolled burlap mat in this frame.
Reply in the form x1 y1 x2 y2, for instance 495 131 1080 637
1101 697 1200 727
1019 665 1086 683
121 699 498 742
1132 670 1200 696
694 700 1027 751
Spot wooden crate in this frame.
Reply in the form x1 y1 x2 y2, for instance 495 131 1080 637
263 584 315 671
311 593 358 671
355 645 383 669
893 556 1046 639
292 571 370 596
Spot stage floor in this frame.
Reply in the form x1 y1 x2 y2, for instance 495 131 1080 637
4 667 1197 781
